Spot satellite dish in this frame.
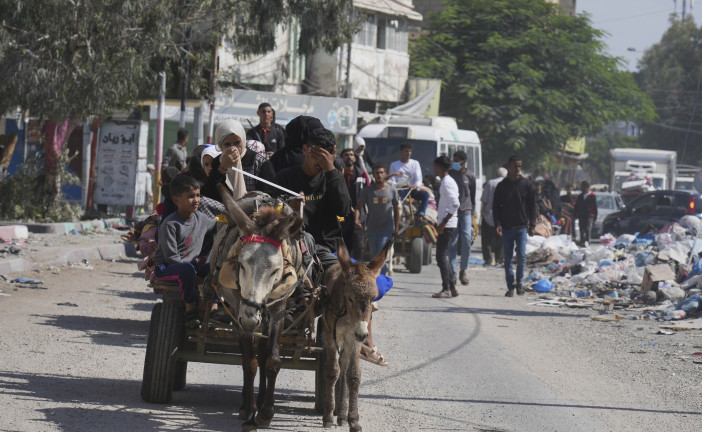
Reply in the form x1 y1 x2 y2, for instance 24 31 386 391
693 170 702 193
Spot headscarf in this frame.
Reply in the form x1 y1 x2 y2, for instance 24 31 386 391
214 119 248 199
200 145 221 165
245 140 266 158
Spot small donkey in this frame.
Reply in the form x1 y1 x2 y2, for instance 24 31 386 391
320 238 392 432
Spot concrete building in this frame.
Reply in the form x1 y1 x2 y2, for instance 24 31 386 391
546 0 576 16
218 0 423 115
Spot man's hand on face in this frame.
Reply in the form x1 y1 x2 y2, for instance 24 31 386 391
219 146 240 173
309 146 335 172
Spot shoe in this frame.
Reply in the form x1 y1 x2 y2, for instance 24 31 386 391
360 344 389 367
432 290 452 298
184 309 201 329
450 289 459 297
516 284 525 295
459 270 469 286
504 289 514 297
209 309 232 325
120 230 139 244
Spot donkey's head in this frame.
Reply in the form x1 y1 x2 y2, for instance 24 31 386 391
220 188 302 331
334 238 392 343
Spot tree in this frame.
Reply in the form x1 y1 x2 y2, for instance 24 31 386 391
410 0 655 166
0 0 356 218
637 16 702 165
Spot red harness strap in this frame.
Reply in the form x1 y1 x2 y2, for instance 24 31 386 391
241 234 281 249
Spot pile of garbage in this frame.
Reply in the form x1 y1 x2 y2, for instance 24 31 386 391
524 215 702 321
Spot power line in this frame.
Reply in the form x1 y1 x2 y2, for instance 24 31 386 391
594 8 674 25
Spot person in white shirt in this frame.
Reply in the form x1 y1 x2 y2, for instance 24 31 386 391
387 143 430 222
432 155 460 298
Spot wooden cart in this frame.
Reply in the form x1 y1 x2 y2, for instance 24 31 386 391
140 280 326 413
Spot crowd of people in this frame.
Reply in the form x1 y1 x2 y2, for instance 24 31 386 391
126 102 600 365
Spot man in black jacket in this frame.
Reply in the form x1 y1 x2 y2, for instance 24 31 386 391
493 155 537 297
574 180 598 247
246 103 286 155
448 150 476 286
275 128 351 269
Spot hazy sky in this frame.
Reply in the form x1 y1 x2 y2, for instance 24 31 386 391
578 0 702 71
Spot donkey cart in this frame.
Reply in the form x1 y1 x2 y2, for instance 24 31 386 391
140 279 326 413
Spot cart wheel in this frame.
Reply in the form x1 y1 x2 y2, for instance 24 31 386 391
422 242 432 265
407 237 423 274
173 360 187 391
141 301 184 403
314 323 326 414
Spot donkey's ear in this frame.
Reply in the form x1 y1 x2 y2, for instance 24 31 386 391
368 238 393 277
218 184 256 235
336 238 352 275
270 212 303 242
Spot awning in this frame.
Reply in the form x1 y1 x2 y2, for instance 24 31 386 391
353 0 423 21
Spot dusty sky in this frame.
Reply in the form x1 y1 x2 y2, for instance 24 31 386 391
578 0 702 71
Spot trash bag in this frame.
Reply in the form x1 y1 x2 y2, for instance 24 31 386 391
534 279 553 293
679 215 702 231
656 232 673 250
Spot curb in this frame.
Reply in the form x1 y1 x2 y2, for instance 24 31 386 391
0 242 138 275
0 218 127 235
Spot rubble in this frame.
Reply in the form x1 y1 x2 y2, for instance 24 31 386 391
524 215 702 323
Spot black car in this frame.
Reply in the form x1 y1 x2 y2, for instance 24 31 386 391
602 190 702 236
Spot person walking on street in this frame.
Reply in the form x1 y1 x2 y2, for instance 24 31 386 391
246 102 286 155
432 156 460 298
356 164 400 275
341 148 366 259
493 155 536 297
481 167 507 266
574 181 597 247
448 150 476 286
163 129 189 171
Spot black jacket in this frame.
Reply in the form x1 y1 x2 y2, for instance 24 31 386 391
246 123 286 153
575 192 598 221
275 166 351 250
492 176 536 230
448 169 476 215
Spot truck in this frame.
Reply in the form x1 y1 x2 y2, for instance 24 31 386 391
357 116 483 273
675 164 700 193
610 148 677 203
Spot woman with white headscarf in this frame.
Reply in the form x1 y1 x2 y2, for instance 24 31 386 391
201 119 276 201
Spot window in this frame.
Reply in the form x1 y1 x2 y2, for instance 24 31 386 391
376 16 408 52
354 14 376 47
629 194 657 215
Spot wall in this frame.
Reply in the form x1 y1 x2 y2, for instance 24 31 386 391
348 43 409 102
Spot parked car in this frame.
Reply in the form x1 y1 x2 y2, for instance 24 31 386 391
602 190 702 236
592 192 625 238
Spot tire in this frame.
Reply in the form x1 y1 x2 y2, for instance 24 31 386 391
407 237 423 274
173 361 187 391
422 241 432 265
141 301 184 403
314 323 326 414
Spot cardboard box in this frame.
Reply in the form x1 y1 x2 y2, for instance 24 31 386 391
641 264 676 293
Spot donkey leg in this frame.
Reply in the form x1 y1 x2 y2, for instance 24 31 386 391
322 325 340 428
346 349 363 432
256 306 285 427
336 349 351 426
256 333 270 410
239 335 258 421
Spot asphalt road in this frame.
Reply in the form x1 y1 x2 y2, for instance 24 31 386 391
1 248 700 432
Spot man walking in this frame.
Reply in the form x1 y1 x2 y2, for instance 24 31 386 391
387 143 429 223
493 155 536 297
574 180 598 247
163 129 189 171
246 102 286 155
481 167 507 266
355 164 400 275
448 150 476 286
341 148 365 259
432 156 460 298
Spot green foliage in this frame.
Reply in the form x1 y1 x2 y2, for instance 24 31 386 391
637 16 702 164
0 149 81 222
0 0 358 120
410 0 655 166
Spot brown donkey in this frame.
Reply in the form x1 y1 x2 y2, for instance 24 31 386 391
321 238 392 431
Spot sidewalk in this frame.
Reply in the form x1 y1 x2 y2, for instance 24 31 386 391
0 220 136 275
